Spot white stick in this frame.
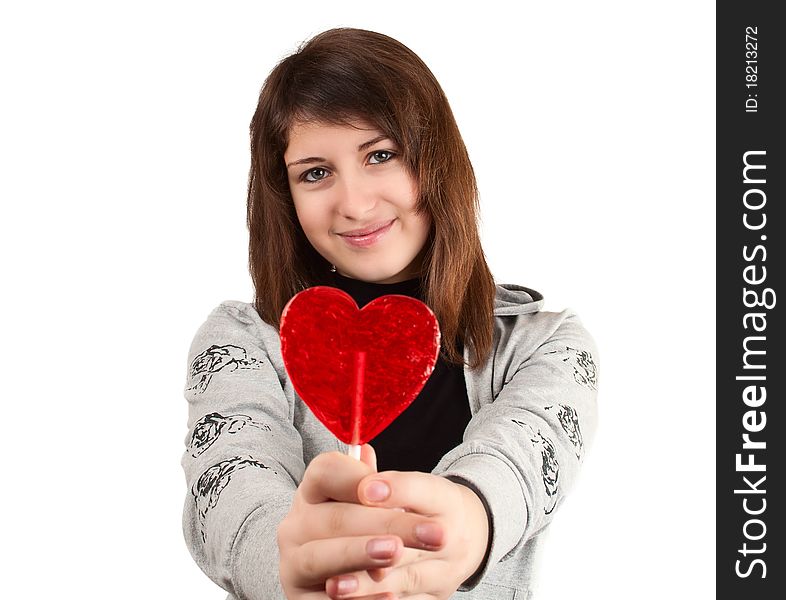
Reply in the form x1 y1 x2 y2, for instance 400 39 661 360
348 350 366 461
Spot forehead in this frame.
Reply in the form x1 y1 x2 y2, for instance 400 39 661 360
285 119 381 155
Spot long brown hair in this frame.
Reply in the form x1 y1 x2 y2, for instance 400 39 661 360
247 27 496 370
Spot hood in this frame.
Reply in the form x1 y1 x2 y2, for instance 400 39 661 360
493 283 544 316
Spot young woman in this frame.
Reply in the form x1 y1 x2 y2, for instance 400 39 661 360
182 28 599 600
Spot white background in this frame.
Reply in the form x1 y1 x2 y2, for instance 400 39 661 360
0 1 715 598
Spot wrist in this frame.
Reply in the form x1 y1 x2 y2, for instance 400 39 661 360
453 480 491 583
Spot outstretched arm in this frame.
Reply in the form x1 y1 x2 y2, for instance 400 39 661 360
432 310 599 590
181 302 304 599
322 310 598 599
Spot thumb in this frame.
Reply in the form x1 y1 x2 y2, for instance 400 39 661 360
359 443 377 473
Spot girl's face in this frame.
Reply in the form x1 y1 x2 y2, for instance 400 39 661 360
284 119 431 284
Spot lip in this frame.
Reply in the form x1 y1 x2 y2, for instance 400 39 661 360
338 219 396 237
337 219 395 248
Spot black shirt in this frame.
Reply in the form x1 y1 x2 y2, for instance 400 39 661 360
327 270 472 473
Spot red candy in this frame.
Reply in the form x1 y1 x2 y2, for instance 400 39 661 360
280 286 441 445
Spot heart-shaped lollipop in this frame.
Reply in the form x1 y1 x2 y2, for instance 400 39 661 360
280 286 440 447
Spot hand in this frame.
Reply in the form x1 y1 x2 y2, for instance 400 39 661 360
277 446 449 600
325 472 490 600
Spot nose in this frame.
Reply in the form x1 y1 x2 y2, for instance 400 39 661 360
334 171 377 219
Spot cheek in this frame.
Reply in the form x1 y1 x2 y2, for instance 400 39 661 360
410 203 431 239
400 173 419 206
384 166 418 204
292 199 323 234
412 211 432 240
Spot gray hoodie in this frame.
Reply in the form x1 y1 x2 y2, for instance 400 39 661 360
181 284 599 599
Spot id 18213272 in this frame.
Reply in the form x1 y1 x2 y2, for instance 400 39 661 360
745 26 758 113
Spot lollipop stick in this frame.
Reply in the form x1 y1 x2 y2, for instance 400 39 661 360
347 350 366 459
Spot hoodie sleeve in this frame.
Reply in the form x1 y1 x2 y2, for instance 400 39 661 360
181 302 304 600
433 309 599 590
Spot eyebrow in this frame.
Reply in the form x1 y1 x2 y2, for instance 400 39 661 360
285 134 391 169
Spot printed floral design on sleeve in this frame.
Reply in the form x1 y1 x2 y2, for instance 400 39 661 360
187 344 263 393
191 456 275 543
512 419 559 514
545 404 584 460
188 412 272 458
545 345 597 390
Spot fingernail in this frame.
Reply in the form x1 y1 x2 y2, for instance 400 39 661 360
364 480 390 502
336 576 358 595
367 537 396 560
415 522 443 547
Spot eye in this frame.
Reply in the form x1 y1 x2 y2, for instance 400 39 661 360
301 167 330 183
368 150 396 164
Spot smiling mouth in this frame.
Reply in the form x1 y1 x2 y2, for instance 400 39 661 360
338 219 396 237
337 219 395 247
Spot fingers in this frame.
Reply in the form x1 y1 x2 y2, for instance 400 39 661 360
299 501 446 550
359 443 377 472
326 593 396 600
302 586 396 600
326 557 446 599
289 535 403 588
299 450 378 504
366 547 421 586
358 471 459 515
